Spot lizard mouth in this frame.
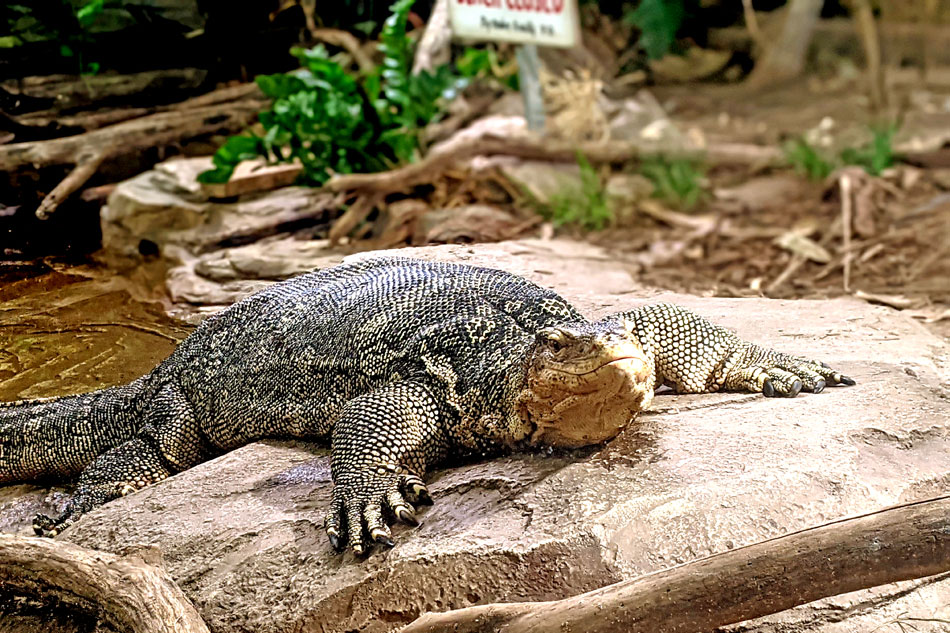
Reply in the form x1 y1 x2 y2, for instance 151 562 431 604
521 343 654 448
553 356 641 376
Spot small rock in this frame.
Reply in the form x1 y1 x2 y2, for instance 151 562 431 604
101 157 336 259
500 160 583 205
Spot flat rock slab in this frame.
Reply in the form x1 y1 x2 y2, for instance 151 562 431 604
2 241 949 633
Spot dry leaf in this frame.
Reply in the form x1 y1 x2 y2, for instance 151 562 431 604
774 232 832 263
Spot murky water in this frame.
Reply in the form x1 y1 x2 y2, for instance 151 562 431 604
0 259 191 401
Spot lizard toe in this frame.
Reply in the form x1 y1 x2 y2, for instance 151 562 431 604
32 514 59 538
400 474 432 506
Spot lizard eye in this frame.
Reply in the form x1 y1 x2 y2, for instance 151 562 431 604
541 329 568 352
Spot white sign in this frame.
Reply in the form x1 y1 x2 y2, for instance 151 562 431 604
448 0 579 49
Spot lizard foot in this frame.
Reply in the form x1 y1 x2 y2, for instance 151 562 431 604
727 351 855 397
32 513 64 538
324 469 430 555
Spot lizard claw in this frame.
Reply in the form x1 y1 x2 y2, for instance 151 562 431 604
401 474 433 506
728 348 855 397
324 469 430 555
326 527 343 552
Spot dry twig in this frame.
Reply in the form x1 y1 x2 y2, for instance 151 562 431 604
840 173 854 292
36 151 107 219
328 193 384 244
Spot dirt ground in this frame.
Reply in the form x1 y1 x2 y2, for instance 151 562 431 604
593 80 950 340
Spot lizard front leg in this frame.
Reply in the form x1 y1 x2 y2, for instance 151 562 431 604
325 381 449 555
605 304 855 397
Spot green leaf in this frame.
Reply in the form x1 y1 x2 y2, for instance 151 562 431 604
76 0 107 27
256 73 305 99
197 167 235 184
626 0 685 60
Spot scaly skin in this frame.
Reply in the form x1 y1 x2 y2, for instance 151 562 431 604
0 257 854 552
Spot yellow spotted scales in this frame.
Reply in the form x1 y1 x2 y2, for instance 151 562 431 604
0 257 854 551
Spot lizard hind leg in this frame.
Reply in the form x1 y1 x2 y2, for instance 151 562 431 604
33 436 172 537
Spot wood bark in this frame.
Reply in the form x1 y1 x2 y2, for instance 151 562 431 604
401 495 950 633
0 533 210 633
325 136 782 194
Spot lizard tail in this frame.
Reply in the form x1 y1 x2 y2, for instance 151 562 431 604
0 380 145 484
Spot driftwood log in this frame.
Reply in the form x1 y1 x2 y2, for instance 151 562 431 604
400 495 950 633
325 135 783 195
5 69 208 113
0 533 210 633
1 83 265 219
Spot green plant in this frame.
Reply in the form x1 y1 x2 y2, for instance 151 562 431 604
624 0 685 60
200 0 464 186
639 156 707 210
839 125 897 176
544 153 613 231
456 46 519 90
2 0 118 73
784 125 900 180
783 138 836 181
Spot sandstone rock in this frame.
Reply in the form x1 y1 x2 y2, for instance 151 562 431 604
499 161 583 205
100 157 336 258
1 242 949 633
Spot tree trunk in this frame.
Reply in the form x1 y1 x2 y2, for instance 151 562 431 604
746 0 823 88
401 495 950 633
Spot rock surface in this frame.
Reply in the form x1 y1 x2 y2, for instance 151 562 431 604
100 157 337 258
2 241 949 633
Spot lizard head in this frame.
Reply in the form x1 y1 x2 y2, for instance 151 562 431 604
518 321 653 448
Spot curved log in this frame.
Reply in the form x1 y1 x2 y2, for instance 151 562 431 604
0 533 210 633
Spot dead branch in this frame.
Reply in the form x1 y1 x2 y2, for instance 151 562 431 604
0 533 209 633
308 28 375 72
422 93 500 145
18 84 263 134
80 182 118 202
401 495 950 633
840 173 853 292
766 253 807 295
3 68 207 113
740 0 764 53
852 0 886 112
36 151 107 219
2 95 263 218
325 136 783 194
328 193 384 244
412 0 451 75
